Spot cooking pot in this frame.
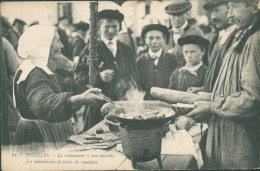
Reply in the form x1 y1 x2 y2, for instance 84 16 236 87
109 106 175 130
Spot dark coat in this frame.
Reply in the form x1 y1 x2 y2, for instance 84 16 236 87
71 35 86 58
13 68 74 152
1 38 20 145
75 40 140 101
75 40 141 130
168 64 207 92
136 51 178 99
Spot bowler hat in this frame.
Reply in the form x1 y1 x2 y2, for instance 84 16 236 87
98 9 124 22
74 21 89 31
203 0 228 10
165 0 192 15
141 24 169 41
178 35 210 49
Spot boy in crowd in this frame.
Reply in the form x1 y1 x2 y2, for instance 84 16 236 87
137 24 178 99
168 35 209 91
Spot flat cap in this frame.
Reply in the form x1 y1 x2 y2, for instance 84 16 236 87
141 24 169 40
178 35 210 49
74 21 89 31
98 9 124 22
203 0 228 10
165 0 192 15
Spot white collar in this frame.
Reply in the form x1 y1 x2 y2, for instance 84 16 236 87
179 61 203 76
172 20 188 32
219 25 236 38
148 49 162 59
16 60 53 85
101 35 117 56
218 25 236 45
101 35 117 46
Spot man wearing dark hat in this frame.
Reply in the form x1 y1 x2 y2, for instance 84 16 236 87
75 9 140 130
168 35 208 92
187 0 260 169
71 21 89 61
7 18 26 50
137 24 178 99
165 0 204 67
188 0 237 93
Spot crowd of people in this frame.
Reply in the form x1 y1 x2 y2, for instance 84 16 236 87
1 0 260 169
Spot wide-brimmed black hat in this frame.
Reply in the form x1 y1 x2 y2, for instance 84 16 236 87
13 18 26 26
165 0 192 15
141 24 169 40
98 9 124 22
74 21 89 31
178 35 210 49
203 0 228 10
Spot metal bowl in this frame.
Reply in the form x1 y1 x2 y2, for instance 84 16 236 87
109 106 175 130
104 114 119 132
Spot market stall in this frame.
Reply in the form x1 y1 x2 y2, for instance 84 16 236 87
61 100 207 170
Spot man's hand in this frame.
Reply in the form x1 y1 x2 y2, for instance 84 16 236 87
100 69 115 82
186 101 211 121
187 87 204 93
175 115 195 131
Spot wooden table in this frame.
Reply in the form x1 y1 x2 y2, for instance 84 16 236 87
60 120 202 170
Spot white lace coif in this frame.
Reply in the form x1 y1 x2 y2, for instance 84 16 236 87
17 25 56 66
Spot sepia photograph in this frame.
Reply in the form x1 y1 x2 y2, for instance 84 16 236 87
1 0 260 170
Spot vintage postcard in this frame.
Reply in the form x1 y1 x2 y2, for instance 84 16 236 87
1 0 260 170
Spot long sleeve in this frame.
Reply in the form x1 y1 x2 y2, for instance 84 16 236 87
210 33 260 119
25 70 72 123
168 69 179 90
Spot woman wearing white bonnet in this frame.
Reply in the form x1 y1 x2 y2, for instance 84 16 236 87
13 25 103 152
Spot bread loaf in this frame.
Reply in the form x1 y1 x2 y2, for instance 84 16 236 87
150 87 198 104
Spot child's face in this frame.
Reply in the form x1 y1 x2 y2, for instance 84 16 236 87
145 30 165 53
183 44 204 66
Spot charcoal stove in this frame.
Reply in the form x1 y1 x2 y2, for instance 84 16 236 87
119 124 164 169
107 102 175 169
